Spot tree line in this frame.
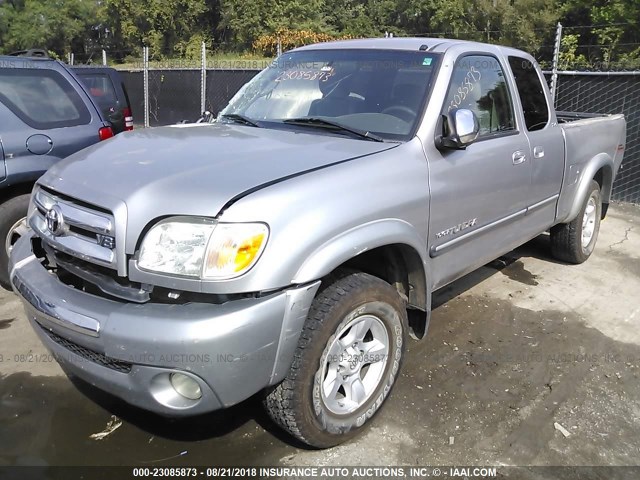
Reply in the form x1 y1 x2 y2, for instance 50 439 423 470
0 0 638 68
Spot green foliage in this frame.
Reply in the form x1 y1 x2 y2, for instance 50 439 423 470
0 0 102 55
219 0 327 48
174 33 211 60
103 0 208 58
0 0 638 68
322 1 383 38
556 0 640 69
558 33 589 69
590 0 638 67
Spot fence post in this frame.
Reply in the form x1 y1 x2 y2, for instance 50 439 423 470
550 22 563 107
102 49 107 66
277 38 282 57
143 46 150 128
201 41 207 115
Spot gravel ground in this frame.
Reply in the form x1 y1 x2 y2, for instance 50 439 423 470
0 203 639 476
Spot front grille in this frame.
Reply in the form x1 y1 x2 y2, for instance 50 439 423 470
43 243 151 304
30 186 117 270
42 327 132 374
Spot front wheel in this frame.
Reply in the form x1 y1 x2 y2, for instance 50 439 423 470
264 271 407 448
550 180 602 264
0 194 31 290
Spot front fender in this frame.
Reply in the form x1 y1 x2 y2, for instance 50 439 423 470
292 218 431 307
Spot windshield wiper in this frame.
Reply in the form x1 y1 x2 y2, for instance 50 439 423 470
219 113 261 127
282 117 384 142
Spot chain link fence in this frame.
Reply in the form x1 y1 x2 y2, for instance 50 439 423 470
147 69 202 125
118 69 260 126
553 72 640 203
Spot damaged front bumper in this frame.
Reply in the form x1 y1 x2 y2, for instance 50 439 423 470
9 233 319 416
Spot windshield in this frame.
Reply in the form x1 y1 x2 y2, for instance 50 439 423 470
219 49 439 141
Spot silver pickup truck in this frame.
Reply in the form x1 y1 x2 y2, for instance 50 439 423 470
9 38 625 448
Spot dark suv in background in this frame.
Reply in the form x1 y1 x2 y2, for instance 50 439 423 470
0 55 118 288
72 66 134 134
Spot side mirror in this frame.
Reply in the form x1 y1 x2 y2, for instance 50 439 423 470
436 108 480 150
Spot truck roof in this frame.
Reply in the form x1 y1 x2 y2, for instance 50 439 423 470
0 55 55 63
292 37 530 58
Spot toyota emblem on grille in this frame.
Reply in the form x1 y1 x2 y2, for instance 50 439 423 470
45 205 65 236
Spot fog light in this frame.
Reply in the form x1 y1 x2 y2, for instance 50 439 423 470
170 373 202 400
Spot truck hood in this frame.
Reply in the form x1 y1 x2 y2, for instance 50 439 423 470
40 122 396 222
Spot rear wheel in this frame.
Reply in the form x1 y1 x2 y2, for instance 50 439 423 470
550 180 602 264
264 270 407 448
0 194 31 290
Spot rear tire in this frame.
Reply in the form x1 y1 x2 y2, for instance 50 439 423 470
264 270 407 448
550 180 602 264
0 194 31 290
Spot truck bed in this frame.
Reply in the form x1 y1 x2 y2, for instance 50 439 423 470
556 111 613 122
556 112 626 222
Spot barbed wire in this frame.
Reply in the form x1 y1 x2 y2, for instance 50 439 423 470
408 28 555 37
405 22 638 39
562 22 637 30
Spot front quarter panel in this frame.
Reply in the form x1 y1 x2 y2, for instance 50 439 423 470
214 138 431 295
291 218 428 285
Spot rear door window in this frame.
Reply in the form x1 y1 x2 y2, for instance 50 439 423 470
0 68 91 129
508 57 550 131
75 72 119 107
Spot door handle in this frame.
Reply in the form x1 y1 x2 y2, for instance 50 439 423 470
534 146 545 158
512 151 527 165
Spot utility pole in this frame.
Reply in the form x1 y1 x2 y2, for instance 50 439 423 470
200 41 206 115
550 23 563 106
143 46 149 128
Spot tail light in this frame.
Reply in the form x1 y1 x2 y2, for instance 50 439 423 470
99 126 114 141
124 107 134 131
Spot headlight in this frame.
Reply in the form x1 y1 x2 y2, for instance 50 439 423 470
138 218 268 279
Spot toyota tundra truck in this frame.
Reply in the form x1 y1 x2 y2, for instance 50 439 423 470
8 38 626 448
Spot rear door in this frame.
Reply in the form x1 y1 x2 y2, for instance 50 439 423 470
0 63 105 179
428 54 532 288
508 56 564 225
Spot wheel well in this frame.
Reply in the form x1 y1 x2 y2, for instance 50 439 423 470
334 244 429 340
593 166 613 219
593 168 603 190
0 182 34 205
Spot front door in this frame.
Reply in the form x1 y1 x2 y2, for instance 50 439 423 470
427 54 531 289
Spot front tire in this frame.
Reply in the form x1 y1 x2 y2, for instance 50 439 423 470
0 194 31 290
264 270 407 448
550 180 602 264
